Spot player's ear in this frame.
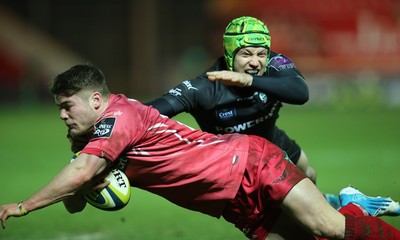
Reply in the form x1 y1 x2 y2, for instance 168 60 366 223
91 92 102 110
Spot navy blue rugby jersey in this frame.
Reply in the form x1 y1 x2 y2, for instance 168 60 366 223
146 52 309 140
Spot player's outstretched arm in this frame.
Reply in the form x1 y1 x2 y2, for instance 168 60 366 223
207 71 253 87
0 153 108 229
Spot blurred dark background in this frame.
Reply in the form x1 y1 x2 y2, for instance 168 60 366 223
1 0 400 107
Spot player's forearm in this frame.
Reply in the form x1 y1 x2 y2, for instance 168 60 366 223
22 165 91 213
252 75 309 104
22 153 108 213
145 97 182 117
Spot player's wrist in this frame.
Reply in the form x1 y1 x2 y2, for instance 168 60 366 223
243 74 253 87
248 75 253 86
17 201 29 216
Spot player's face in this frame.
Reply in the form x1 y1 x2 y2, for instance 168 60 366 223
55 92 98 137
233 47 268 76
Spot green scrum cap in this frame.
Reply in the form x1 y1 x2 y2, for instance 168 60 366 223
223 16 271 71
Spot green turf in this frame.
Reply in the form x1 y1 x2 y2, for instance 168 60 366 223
0 105 399 240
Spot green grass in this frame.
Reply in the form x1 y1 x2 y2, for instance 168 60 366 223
0 105 399 239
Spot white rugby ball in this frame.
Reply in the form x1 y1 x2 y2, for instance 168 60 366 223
70 152 131 211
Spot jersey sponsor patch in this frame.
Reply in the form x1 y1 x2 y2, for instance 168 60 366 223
93 117 116 139
269 55 295 71
216 108 236 121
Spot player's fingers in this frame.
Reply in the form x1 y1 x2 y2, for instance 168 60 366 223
98 168 111 180
93 181 110 190
207 71 230 79
211 73 231 82
220 74 231 80
0 209 7 230
1 219 6 230
206 71 222 75
206 72 217 80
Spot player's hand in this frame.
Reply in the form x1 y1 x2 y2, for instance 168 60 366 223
206 71 253 87
88 178 110 193
0 203 25 229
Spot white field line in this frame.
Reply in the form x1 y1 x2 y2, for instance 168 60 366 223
43 233 107 240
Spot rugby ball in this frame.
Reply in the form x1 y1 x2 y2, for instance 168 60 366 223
70 152 131 211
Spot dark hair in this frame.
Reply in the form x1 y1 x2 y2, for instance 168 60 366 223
50 63 110 98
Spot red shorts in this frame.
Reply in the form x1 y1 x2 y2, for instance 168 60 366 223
221 135 307 240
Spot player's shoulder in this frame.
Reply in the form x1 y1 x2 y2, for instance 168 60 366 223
267 52 297 72
110 94 139 109
106 94 147 119
268 52 296 70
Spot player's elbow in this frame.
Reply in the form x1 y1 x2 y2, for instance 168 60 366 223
297 91 309 104
65 205 85 214
62 173 92 213
286 90 309 104
296 81 309 104
283 77 309 104
63 196 87 214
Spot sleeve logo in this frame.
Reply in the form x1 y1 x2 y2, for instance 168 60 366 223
93 117 116 138
269 55 295 70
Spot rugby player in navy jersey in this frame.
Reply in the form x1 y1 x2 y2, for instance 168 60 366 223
147 16 313 180
146 16 345 206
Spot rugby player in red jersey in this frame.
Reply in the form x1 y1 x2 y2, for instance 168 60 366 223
1 64 399 239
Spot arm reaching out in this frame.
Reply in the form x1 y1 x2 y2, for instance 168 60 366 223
207 68 309 104
207 71 253 87
0 153 108 229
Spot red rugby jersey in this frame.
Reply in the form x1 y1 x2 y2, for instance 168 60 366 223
82 94 249 217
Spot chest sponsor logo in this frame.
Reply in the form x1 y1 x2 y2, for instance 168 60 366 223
93 117 116 138
216 108 236 121
215 102 279 133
